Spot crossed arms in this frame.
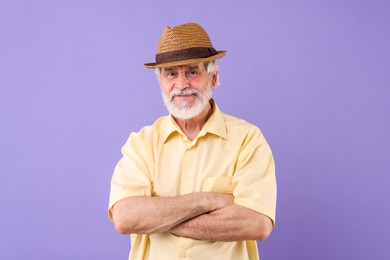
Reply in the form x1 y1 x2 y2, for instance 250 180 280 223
111 192 273 242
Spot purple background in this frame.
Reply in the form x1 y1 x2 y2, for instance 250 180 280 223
1 0 389 259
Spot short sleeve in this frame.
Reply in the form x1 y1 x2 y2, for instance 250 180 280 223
108 132 153 221
232 127 277 225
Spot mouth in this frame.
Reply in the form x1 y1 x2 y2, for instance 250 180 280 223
171 92 198 101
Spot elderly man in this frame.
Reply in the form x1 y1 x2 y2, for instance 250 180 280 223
108 22 277 260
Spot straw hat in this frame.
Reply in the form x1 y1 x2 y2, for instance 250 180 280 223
144 22 226 68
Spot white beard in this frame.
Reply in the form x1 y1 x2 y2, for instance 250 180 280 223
162 85 213 120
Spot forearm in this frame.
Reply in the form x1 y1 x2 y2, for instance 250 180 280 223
170 204 273 242
112 192 233 235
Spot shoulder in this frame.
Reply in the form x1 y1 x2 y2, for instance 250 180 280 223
222 112 264 140
221 112 273 162
125 115 170 144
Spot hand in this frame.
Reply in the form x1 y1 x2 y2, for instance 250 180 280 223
205 192 234 212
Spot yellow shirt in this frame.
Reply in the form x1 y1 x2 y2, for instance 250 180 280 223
109 101 277 260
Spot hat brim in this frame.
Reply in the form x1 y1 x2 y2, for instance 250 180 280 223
144 51 226 68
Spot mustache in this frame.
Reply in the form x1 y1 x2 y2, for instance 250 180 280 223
169 89 199 101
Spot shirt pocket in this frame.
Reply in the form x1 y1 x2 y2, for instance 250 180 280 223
201 177 234 194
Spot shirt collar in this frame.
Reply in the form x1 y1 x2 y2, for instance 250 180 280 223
161 99 228 143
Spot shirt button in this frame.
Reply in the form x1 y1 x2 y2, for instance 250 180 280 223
185 173 190 179
183 252 187 257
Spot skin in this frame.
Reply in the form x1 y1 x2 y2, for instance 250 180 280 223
112 62 273 241
159 63 216 140
113 193 234 235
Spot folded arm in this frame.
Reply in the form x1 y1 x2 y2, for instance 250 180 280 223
169 204 273 241
111 192 233 235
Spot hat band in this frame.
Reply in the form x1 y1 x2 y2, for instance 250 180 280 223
156 47 217 64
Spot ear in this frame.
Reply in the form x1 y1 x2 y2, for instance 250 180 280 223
211 71 219 88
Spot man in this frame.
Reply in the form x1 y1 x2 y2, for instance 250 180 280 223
108 22 277 260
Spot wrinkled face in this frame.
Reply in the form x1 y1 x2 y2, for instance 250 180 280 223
159 63 217 120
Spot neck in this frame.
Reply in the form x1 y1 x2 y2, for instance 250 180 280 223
173 102 213 141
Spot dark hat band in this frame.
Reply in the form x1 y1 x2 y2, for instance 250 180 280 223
155 47 217 64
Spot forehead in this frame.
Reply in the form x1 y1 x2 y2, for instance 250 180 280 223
161 62 204 71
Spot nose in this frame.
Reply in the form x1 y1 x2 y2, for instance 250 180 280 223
175 72 190 90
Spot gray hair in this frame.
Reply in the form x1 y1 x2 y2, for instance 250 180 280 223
155 60 220 86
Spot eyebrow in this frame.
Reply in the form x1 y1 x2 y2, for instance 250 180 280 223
188 65 201 70
162 64 201 72
162 68 174 72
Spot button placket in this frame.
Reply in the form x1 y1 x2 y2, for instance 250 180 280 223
178 237 191 259
180 145 195 194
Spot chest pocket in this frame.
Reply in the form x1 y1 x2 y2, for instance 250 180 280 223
201 176 234 194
